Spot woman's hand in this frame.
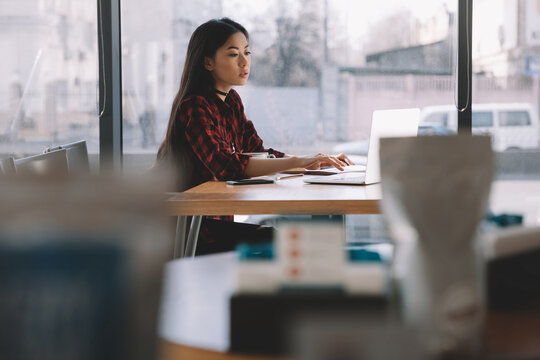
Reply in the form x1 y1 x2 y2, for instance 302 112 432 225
244 153 354 178
336 153 354 166
297 153 353 171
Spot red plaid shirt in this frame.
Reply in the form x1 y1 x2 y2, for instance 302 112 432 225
178 89 285 221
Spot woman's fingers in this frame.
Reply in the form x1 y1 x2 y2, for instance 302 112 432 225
322 156 345 171
336 153 353 166
301 154 352 171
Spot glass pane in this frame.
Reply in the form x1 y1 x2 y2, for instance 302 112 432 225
423 112 449 127
121 0 457 167
473 0 540 179
499 111 531 126
0 2 99 156
472 112 493 127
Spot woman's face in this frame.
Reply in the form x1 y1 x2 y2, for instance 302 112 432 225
205 32 250 91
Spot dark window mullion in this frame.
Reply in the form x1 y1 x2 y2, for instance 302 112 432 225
97 0 123 173
457 0 473 134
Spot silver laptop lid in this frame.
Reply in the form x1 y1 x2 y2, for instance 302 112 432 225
364 108 420 184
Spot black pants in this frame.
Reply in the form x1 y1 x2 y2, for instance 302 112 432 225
195 219 274 256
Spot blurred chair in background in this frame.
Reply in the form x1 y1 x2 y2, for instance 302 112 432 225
0 176 172 360
14 149 69 177
46 140 90 175
0 157 16 176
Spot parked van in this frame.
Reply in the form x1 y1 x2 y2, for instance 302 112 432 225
420 103 539 151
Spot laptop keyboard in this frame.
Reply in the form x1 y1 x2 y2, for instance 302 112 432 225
333 173 366 182
303 172 366 184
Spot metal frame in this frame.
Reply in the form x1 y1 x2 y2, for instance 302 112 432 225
457 0 473 134
174 216 203 258
97 0 123 173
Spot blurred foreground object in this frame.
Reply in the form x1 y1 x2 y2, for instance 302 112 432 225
234 221 389 295
229 221 391 355
379 136 493 357
483 225 540 311
0 175 173 360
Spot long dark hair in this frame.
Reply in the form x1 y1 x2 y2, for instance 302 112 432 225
155 18 249 186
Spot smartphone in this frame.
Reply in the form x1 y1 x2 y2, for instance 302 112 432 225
226 179 275 185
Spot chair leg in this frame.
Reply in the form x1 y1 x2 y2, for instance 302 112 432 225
173 216 188 259
184 215 202 257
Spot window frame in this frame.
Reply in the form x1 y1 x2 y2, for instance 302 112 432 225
457 0 473 134
97 0 473 173
97 0 123 173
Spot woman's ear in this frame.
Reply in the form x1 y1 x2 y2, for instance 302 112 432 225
204 57 214 71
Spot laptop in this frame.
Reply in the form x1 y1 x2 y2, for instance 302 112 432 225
304 108 420 185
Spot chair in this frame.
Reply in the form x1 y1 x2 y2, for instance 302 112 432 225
14 149 69 177
0 157 16 175
46 140 90 175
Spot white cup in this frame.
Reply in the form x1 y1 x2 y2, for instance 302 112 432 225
243 152 275 159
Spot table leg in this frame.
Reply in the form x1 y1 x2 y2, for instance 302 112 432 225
174 216 188 259
184 215 202 257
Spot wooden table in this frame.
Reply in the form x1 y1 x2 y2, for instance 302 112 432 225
167 177 382 257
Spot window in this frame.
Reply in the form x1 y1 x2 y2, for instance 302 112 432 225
0 2 99 157
121 0 457 163
472 111 493 127
423 112 449 127
473 0 540 178
499 110 531 126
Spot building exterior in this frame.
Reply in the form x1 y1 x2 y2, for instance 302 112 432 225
0 1 97 147
473 0 540 77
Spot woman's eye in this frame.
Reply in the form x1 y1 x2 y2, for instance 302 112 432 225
245 51 251 56
229 53 239 57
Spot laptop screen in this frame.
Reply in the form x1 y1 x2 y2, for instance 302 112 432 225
364 108 420 184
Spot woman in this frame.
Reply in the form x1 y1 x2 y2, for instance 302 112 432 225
156 18 352 254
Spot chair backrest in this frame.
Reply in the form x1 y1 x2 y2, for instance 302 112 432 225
46 140 90 174
0 157 16 175
14 149 69 177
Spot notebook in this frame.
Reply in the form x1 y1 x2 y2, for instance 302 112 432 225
281 164 367 176
303 108 420 185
